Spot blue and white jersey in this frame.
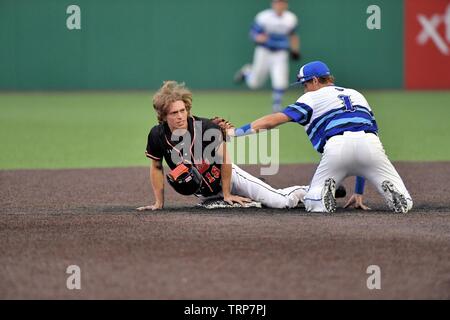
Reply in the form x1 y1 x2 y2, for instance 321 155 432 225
250 9 298 51
282 86 378 153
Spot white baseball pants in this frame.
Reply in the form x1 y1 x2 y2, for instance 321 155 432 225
304 131 413 212
231 164 306 209
245 46 289 90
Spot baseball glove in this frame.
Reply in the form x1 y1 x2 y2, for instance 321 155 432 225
290 50 301 61
210 116 235 140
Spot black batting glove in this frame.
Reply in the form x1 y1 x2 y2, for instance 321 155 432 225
290 51 301 61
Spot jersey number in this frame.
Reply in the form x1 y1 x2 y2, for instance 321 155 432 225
338 95 356 112
205 165 221 183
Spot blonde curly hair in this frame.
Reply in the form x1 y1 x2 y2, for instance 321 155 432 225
152 81 192 123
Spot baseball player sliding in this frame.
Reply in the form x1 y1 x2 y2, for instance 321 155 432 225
137 81 313 211
234 0 300 112
230 61 413 213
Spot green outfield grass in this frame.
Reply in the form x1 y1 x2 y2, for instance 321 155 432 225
1 90 450 169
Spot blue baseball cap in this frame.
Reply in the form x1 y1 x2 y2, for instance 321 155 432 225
291 60 331 86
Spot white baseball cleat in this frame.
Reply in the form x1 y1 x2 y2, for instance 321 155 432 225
322 178 337 213
381 180 408 213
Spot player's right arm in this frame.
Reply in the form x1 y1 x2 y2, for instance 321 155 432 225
250 11 268 44
231 95 314 137
252 112 291 131
230 112 290 137
290 33 300 60
137 159 164 211
289 13 300 59
250 22 268 44
138 127 165 211
150 159 164 209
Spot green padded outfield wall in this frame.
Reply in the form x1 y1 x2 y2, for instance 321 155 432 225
0 0 403 90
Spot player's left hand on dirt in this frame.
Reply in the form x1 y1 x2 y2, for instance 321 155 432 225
344 194 371 210
290 50 301 61
223 194 252 206
210 116 235 140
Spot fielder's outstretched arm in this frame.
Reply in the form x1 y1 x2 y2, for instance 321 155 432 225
233 112 291 137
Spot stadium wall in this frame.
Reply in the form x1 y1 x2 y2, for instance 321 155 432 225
1 0 405 90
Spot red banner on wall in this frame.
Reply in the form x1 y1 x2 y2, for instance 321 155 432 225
405 0 450 89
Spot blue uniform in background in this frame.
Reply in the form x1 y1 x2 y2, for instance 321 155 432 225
238 7 299 112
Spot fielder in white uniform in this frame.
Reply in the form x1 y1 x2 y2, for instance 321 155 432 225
231 61 413 213
137 81 306 211
234 0 300 112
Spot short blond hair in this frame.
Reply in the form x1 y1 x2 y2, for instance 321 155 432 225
152 81 193 123
318 75 335 84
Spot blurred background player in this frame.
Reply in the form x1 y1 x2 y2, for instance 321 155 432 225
234 0 300 112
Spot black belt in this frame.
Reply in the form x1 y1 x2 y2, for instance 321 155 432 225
328 130 377 140
257 45 288 52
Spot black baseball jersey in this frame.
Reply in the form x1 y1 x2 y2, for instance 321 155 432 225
145 116 224 197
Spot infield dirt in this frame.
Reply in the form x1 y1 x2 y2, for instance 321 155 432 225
1 163 449 299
